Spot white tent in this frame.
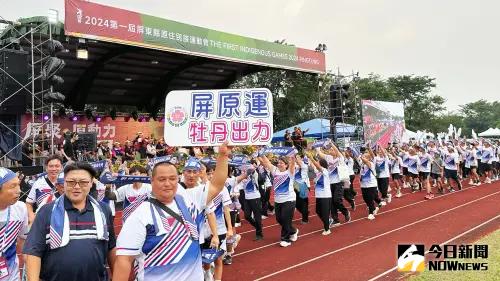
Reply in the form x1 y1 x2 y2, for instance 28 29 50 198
401 129 417 143
478 128 500 137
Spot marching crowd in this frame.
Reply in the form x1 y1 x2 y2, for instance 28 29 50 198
0 137 498 281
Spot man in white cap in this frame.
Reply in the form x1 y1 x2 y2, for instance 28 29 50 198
0 167 29 281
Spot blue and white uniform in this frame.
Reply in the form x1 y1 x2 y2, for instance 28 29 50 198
375 156 390 178
407 155 420 175
360 161 378 188
345 157 355 176
294 163 310 188
114 183 152 221
444 152 459 171
0 202 29 281
225 177 241 211
26 176 57 211
325 155 344 184
418 153 432 173
96 180 115 216
465 148 478 168
237 173 260 200
481 147 494 164
116 184 208 281
272 168 295 203
314 168 331 198
206 188 231 237
390 156 403 175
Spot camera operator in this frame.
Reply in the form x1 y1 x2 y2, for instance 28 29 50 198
62 130 77 163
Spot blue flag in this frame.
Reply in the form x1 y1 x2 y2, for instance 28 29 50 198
261 147 297 156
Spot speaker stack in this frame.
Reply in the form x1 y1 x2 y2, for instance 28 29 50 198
0 49 30 115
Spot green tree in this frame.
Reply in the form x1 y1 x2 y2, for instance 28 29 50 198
428 112 465 134
231 70 320 131
460 100 500 133
356 73 397 102
356 74 444 131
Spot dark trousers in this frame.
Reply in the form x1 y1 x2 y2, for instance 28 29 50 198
377 177 389 199
316 197 331 231
330 182 349 222
275 201 296 242
361 186 381 214
243 198 263 236
260 186 274 215
343 176 356 204
295 190 309 222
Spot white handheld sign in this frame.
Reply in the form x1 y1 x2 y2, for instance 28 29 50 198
164 88 273 146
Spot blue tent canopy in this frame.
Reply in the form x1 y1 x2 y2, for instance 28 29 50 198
272 118 357 142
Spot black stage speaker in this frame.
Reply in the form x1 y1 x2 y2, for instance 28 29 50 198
75 132 97 152
0 49 29 114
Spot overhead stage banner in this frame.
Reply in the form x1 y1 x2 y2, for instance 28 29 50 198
64 0 326 73
164 88 273 146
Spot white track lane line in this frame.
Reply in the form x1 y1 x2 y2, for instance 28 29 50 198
238 188 414 235
366 214 500 281
234 185 496 257
253 190 500 280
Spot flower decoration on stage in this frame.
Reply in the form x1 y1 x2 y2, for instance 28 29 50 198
232 145 258 156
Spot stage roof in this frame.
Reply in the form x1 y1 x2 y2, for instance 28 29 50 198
1 1 325 112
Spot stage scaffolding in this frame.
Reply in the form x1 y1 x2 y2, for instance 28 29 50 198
318 69 363 144
0 12 62 167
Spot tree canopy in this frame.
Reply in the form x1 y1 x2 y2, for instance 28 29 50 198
232 71 497 137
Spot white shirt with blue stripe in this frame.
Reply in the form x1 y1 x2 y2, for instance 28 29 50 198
272 168 296 204
314 168 331 198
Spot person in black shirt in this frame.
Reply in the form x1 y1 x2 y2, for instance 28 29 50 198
24 162 116 281
284 130 293 147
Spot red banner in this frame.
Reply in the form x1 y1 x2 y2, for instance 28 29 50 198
21 115 164 144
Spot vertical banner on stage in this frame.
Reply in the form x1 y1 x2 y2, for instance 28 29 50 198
164 88 273 146
361 100 405 147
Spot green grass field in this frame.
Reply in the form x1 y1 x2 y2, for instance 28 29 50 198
409 229 500 281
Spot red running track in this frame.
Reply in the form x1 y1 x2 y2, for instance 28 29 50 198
223 181 500 281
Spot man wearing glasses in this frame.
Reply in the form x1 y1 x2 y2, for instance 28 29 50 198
23 162 116 281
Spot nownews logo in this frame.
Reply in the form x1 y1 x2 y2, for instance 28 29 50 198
397 244 425 272
397 244 489 272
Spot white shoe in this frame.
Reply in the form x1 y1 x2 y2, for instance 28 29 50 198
395 192 402 198
373 207 380 215
280 241 292 247
485 178 491 184
321 230 331 236
387 194 392 203
468 180 474 185
380 201 387 206
233 234 241 249
367 214 375 220
235 222 241 227
290 229 299 242
261 215 268 219
204 269 214 281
